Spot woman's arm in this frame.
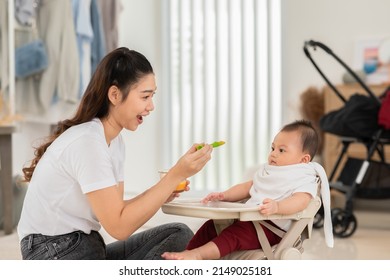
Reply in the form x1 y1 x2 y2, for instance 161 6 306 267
86 144 213 240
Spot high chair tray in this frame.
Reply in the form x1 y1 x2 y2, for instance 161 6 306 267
162 198 320 221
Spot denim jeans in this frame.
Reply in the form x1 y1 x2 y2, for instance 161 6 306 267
20 223 193 260
106 223 194 260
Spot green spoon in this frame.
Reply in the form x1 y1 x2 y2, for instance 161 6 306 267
196 141 225 150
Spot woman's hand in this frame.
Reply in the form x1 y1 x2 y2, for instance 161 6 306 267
201 192 225 204
165 180 190 203
170 144 213 180
165 192 180 203
160 144 212 203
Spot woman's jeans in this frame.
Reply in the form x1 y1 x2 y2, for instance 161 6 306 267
20 223 194 260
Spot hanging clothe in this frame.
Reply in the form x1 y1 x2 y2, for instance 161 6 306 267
72 0 93 98
35 0 79 112
90 0 106 74
97 0 123 52
0 0 10 91
14 0 37 26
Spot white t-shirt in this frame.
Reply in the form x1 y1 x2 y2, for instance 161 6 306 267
17 118 125 240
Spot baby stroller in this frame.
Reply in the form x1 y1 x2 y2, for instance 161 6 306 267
303 40 390 238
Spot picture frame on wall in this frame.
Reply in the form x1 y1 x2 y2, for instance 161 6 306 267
354 37 390 85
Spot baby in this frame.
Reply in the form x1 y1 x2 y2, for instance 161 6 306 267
162 120 333 260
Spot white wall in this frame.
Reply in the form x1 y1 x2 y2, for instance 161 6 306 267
282 0 390 123
117 0 163 194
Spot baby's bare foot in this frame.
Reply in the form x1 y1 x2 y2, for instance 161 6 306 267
161 252 184 260
162 250 202 260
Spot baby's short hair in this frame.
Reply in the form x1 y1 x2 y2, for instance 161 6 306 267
281 120 318 160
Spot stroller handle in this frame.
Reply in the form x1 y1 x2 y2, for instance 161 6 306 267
303 40 382 105
304 40 333 55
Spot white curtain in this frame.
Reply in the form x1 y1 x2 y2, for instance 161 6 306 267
161 0 281 191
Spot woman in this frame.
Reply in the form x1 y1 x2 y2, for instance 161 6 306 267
17 47 213 260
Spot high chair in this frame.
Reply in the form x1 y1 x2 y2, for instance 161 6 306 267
161 196 321 260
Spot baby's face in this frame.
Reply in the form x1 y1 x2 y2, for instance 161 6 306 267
268 130 308 166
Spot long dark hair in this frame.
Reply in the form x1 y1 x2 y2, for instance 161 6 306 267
23 48 154 181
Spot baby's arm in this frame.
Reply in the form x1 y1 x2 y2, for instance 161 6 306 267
201 192 225 203
201 180 253 203
259 192 312 215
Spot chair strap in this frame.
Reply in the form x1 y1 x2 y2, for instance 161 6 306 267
258 220 286 238
252 221 275 260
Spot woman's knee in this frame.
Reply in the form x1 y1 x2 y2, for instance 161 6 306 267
171 222 194 241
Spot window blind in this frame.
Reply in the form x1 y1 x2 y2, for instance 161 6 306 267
161 0 281 191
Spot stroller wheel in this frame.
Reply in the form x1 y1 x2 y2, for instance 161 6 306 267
331 208 358 238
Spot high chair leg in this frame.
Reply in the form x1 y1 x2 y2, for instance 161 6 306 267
273 219 310 259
